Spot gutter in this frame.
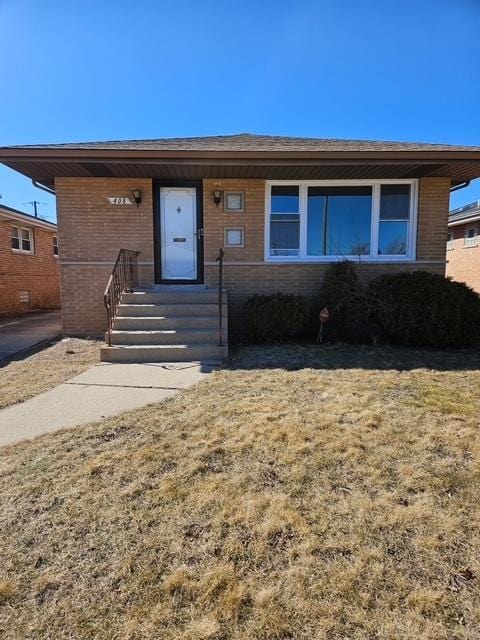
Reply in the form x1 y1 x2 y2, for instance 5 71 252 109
450 180 471 193
32 179 55 195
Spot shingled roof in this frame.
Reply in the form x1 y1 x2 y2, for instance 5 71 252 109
0 203 56 230
449 201 480 225
2 133 480 189
5 133 480 153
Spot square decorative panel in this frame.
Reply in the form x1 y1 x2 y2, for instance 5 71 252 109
224 227 244 247
224 191 245 212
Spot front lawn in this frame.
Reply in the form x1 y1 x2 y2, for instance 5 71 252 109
1 344 479 639
0 338 100 409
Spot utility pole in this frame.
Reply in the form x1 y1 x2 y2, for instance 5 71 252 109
24 200 46 217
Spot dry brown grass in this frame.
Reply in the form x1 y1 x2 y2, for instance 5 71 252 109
1 344 480 639
0 338 100 409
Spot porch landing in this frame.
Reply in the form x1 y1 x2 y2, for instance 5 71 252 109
100 286 228 363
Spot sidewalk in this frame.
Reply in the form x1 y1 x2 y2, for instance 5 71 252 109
0 361 217 448
0 311 61 361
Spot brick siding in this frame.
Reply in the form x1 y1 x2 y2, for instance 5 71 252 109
0 220 60 316
416 177 451 261
55 176 450 336
55 178 154 335
446 221 480 292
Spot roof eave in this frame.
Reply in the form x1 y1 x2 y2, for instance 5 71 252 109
0 208 56 230
448 214 480 227
1 148 480 162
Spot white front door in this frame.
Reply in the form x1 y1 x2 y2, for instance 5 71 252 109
160 187 197 280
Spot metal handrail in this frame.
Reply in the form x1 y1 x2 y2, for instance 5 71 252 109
215 248 224 346
104 248 140 346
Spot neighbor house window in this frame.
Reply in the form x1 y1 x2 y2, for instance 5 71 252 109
53 235 59 256
266 180 417 261
11 226 20 250
447 232 454 251
464 227 478 248
21 228 33 252
11 226 34 253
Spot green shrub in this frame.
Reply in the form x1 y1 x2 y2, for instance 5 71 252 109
244 293 311 342
370 271 480 348
316 261 379 343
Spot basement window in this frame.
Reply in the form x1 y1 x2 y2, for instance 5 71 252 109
19 290 31 304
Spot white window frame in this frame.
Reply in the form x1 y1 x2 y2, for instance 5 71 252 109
53 235 59 257
464 227 478 248
447 232 454 251
264 179 418 263
11 225 34 254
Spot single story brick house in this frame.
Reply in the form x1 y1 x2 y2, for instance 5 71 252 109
0 204 60 316
446 200 480 292
1 134 480 361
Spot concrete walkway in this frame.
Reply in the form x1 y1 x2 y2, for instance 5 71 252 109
0 361 217 448
0 311 61 361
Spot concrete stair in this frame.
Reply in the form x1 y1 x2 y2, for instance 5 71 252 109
101 286 228 363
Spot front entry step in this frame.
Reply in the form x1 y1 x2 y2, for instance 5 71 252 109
114 315 221 330
122 290 220 304
117 303 226 317
101 344 227 363
101 286 228 363
107 328 227 345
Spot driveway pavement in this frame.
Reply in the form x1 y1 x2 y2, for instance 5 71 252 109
0 311 62 361
0 361 217 447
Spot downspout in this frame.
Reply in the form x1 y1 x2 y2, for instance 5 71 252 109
32 179 55 195
450 180 471 193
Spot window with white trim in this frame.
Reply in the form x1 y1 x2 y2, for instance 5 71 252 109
11 226 34 253
11 226 20 250
447 231 454 251
378 184 410 256
266 180 417 261
464 227 478 248
269 186 300 256
53 235 59 256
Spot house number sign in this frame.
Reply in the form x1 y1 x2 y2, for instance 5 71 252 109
106 196 133 205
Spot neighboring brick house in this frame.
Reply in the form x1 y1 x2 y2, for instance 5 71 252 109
446 201 480 292
1 134 480 361
0 204 60 316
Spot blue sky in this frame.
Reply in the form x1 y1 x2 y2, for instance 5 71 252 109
1 0 479 222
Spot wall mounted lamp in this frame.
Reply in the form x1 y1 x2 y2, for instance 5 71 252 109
213 189 222 208
131 189 142 207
